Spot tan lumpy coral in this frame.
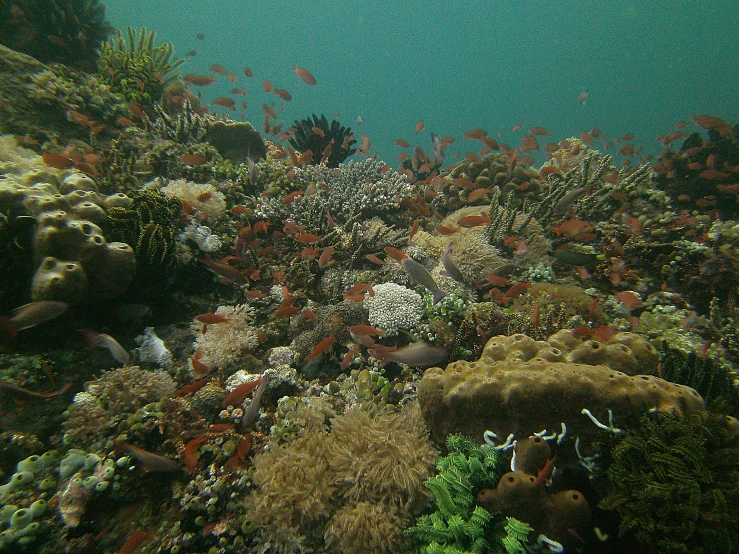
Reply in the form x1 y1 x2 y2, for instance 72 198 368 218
419 332 704 444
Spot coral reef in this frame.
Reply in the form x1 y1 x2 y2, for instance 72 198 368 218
288 113 356 168
406 434 510 553
204 120 267 162
0 0 113 70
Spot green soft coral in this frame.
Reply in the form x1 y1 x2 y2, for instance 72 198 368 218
406 434 532 554
599 411 739 553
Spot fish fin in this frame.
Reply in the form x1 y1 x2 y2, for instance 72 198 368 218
432 290 449 305
0 316 18 337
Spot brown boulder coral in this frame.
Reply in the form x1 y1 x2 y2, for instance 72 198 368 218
419 332 704 444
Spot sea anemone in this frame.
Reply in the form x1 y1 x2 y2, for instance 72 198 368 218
288 113 356 168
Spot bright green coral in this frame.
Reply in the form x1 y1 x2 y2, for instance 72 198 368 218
598 411 739 553
406 434 529 554
97 26 184 107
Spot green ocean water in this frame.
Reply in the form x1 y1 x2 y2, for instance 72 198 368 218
103 0 739 162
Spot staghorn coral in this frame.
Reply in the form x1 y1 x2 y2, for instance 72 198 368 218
598 411 739 553
96 26 184 107
61 366 175 449
255 158 415 231
288 113 355 168
190 304 259 370
246 402 437 553
0 0 113 71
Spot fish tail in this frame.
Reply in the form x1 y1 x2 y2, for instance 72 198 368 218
432 290 449 305
0 316 17 337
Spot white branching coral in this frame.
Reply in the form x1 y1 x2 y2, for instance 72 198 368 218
363 282 423 335
191 304 259 370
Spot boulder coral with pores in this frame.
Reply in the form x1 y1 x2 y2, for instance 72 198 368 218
419 331 704 444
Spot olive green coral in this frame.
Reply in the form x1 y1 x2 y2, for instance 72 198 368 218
97 26 184 107
598 411 739 553
107 189 181 269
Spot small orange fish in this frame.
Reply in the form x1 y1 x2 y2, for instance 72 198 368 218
209 64 228 75
345 283 375 297
184 436 207 473
294 233 320 244
341 348 360 370
184 74 216 86
196 313 231 324
190 350 211 375
222 377 264 407
306 336 335 361
435 224 460 235
457 214 490 228
466 188 490 203
384 246 408 261
512 123 521 132
366 254 385 265
284 190 304 203
503 282 531 299
529 126 550 136
42 153 75 169
394 139 410 147
179 154 207 165
212 97 236 110
293 64 317 85
274 88 292 101
463 128 488 140
318 247 334 268
415 120 424 133
615 291 644 310
262 80 274 93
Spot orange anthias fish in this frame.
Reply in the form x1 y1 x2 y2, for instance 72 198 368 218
222 377 264 407
457 213 491 228
209 64 228 75
293 64 317 85
196 313 231 324
212 97 236 110
306 336 335 361
183 74 216 86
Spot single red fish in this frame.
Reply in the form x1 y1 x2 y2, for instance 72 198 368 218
175 377 210 396
415 120 424 133
223 377 264 407
294 233 320 244
293 64 317 85
457 214 490 228
209 64 228 75
184 436 207 473
196 313 231 324
384 246 407 261
341 348 360 370
306 336 335 361
183 74 216 86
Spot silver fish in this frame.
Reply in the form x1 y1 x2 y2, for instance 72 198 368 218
241 373 269 429
401 258 447 304
4 301 68 335
441 242 464 283
80 330 130 366
431 132 445 163
552 185 590 216
372 342 448 367
577 90 590 106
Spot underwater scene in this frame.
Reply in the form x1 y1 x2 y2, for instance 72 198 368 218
1 0 739 552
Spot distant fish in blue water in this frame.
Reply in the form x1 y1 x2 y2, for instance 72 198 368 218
578 90 590 106
355 115 365 125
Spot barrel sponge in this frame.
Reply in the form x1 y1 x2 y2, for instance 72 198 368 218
84 242 136 300
418 356 706 444
31 257 87 303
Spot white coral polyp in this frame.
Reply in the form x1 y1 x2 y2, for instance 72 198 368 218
363 282 423 335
